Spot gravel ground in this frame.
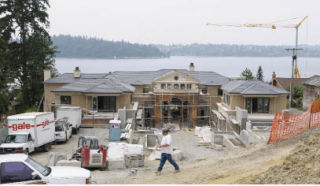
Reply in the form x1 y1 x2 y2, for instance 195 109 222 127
30 127 273 184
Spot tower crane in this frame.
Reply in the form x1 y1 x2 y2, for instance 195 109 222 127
206 16 308 108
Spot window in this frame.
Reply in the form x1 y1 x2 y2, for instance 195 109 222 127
174 76 179 80
5 135 27 143
27 134 32 142
187 84 192 89
201 89 208 94
218 89 223 96
167 84 172 89
245 97 270 113
174 84 179 89
161 84 166 89
224 94 230 105
25 157 50 176
98 96 116 112
143 87 149 93
0 162 34 183
60 96 71 105
92 97 97 111
180 84 185 89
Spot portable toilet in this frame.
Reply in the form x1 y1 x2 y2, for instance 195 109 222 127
109 120 121 141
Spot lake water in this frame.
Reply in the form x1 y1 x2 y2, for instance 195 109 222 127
55 56 320 81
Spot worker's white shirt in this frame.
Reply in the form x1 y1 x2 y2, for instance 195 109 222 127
161 134 173 154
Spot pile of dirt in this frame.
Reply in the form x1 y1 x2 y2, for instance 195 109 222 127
250 135 320 184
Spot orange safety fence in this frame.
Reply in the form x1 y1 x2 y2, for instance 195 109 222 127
269 99 320 143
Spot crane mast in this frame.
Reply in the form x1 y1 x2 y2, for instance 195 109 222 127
207 16 308 108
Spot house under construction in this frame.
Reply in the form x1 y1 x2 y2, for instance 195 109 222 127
43 63 229 128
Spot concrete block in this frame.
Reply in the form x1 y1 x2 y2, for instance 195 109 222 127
214 134 224 145
246 121 252 130
195 127 201 136
247 130 262 143
146 134 159 148
222 135 236 149
56 160 81 167
148 150 161 161
47 152 67 166
108 142 126 161
125 155 144 168
172 150 183 161
199 126 211 138
240 130 250 147
107 160 126 170
124 144 143 156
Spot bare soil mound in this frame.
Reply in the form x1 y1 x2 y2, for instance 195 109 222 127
250 134 320 184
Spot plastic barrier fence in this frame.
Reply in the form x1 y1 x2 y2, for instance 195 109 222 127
269 100 320 143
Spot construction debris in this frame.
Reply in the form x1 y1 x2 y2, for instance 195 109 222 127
47 152 67 166
125 154 144 168
56 160 81 167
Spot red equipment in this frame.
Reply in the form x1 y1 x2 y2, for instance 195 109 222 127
72 136 107 170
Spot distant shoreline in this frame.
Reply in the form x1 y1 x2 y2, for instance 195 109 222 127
54 55 320 60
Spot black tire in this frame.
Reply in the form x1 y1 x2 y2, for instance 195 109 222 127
72 128 77 135
43 144 50 152
65 132 68 142
24 149 29 154
99 166 106 171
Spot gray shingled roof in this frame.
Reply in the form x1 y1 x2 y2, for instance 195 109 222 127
111 69 229 86
44 73 108 84
222 80 288 95
304 75 320 87
46 69 229 94
52 78 135 94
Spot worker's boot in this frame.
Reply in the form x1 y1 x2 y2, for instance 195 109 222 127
174 169 180 174
155 171 161 176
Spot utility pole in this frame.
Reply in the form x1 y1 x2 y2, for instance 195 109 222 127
286 48 303 108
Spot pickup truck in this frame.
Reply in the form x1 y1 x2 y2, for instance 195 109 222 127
0 154 92 184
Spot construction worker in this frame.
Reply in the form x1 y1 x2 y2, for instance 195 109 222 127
155 128 180 175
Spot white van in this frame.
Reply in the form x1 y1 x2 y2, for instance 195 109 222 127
55 117 72 142
0 112 55 154
56 106 82 134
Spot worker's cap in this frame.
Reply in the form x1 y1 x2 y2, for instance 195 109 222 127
162 128 169 132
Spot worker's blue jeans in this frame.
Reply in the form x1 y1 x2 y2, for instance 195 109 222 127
157 153 179 171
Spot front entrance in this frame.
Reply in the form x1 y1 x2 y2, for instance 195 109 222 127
245 97 270 113
92 96 117 112
170 97 182 122
161 97 190 124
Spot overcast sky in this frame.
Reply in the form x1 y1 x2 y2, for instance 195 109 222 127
48 0 320 45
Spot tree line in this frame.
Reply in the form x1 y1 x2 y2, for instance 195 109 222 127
157 44 320 57
0 0 56 116
52 35 168 59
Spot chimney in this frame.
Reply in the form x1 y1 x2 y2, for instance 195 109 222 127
44 69 51 81
74 67 81 78
189 63 195 71
272 72 276 80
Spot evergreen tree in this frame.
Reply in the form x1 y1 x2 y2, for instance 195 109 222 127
0 0 56 112
240 68 254 80
0 38 10 116
256 65 264 81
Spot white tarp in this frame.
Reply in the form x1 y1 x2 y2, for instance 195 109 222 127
198 126 211 138
195 127 201 136
124 144 143 155
107 142 126 160
108 142 143 161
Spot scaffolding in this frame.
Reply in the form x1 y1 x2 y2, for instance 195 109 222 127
136 93 221 129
